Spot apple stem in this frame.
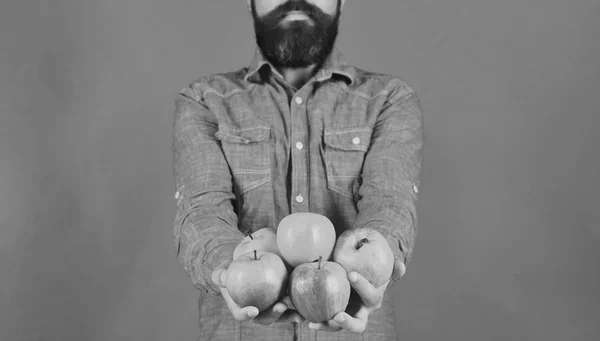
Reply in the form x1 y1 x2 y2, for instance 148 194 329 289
318 256 323 270
254 250 257 260
356 237 369 250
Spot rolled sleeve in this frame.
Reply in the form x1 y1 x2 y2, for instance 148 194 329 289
353 80 424 287
172 85 244 295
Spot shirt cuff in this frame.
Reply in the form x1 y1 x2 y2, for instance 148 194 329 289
198 242 237 296
380 231 406 288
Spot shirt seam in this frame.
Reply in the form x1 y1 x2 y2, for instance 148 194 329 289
201 83 255 99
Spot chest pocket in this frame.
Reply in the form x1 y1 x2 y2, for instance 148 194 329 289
215 125 271 194
323 127 373 200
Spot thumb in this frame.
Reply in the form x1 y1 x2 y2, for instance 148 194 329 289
394 258 406 279
212 267 227 287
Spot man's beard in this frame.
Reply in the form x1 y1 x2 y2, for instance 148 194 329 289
251 0 341 68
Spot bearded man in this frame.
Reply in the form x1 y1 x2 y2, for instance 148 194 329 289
172 1 423 340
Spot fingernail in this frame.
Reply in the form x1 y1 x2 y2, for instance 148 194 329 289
335 314 345 323
248 310 258 318
349 272 358 282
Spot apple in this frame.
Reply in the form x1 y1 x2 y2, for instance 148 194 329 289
333 228 395 288
225 250 288 312
233 227 282 260
276 212 337 267
289 256 351 323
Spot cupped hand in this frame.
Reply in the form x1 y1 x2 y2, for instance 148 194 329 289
212 266 304 325
308 257 406 333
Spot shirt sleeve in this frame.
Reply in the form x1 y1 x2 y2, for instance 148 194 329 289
353 80 424 288
171 84 244 295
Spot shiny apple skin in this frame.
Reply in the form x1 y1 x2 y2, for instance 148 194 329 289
276 212 337 268
225 250 288 312
289 260 350 323
233 227 282 260
333 228 395 288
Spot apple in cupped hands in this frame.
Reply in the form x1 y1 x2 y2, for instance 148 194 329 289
225 250 288 312
277 212 337 267
289 256 351 323
333 227 395 288
233 227 282 260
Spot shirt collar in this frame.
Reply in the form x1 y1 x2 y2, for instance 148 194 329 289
243 47 356 86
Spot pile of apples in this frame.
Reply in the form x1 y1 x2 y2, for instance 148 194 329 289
225 212 394 323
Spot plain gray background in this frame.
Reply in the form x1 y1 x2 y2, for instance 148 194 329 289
1 0 599 340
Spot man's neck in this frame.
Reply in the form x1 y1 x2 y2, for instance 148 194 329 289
279 64 318 90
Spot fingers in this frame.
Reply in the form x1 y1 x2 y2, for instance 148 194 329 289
220 268 232 289
348 272 382 308
211 268 226 287
393 258 406 279
252 297 306 325
307 273 382 334
220 286 259 322
214 267 259 322
308 305 371 334
332 306 370 334
308 319 343 332
252 302 287 325
213 267 303 325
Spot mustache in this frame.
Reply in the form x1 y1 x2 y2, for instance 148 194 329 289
261 1 329 29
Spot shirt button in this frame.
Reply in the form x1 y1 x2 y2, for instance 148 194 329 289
296 141 304 150
352 137 361 145
295 194 304 203
295 97 303 105
413 185 419 194
174 191 180 199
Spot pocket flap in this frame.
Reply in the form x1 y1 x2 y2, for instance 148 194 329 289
324 127 372 152
215 126 270 144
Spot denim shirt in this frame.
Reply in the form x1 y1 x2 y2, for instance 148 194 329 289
171 48 423 340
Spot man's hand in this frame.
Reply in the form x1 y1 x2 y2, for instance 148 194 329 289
212 265 304 325
308 257 406 333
